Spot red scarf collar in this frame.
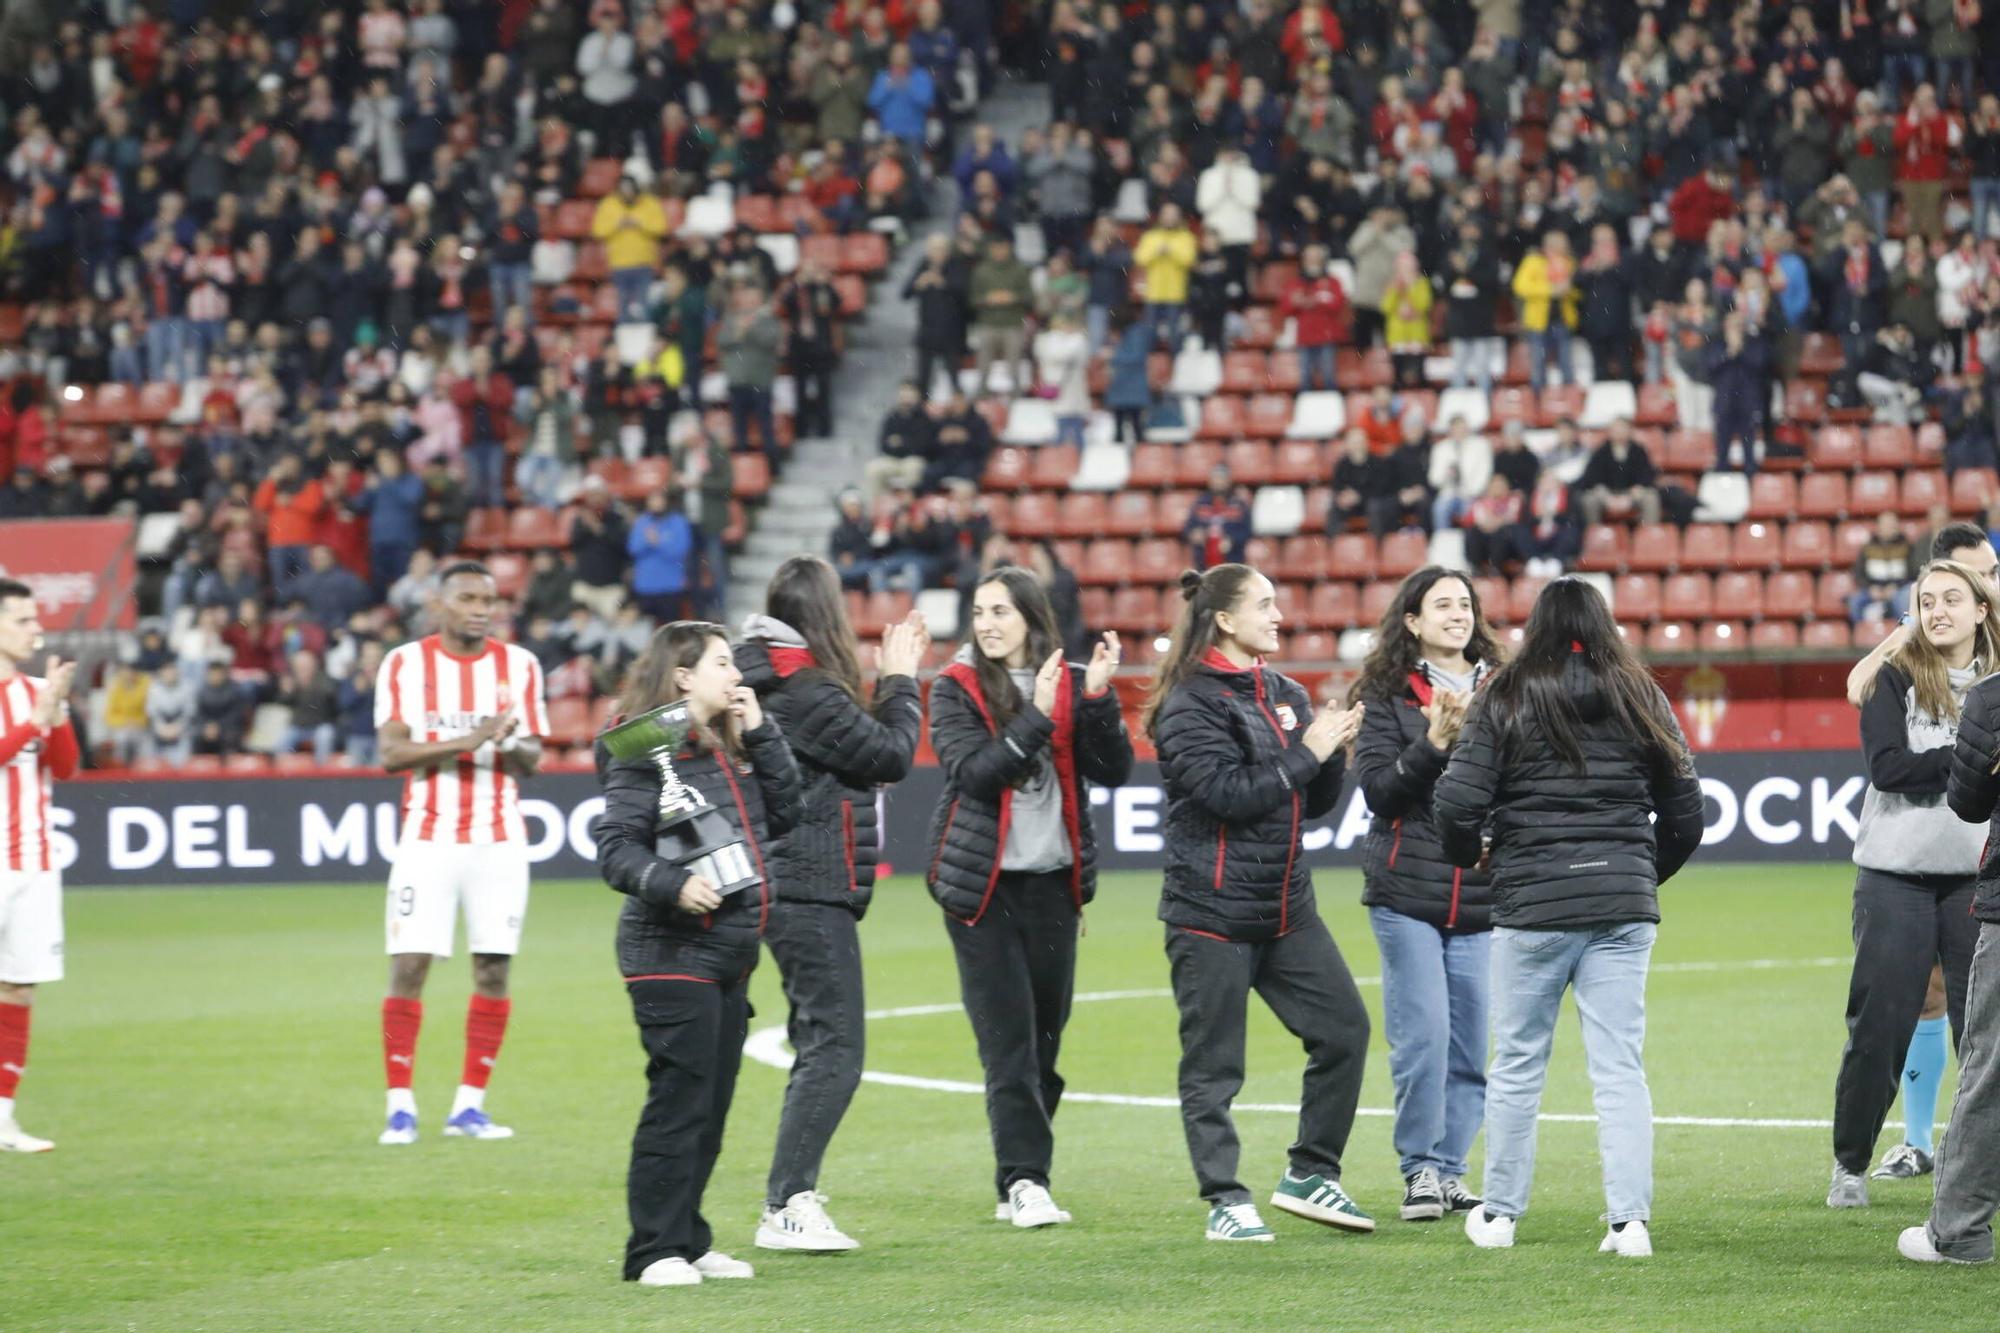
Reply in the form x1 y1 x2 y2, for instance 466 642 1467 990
767 647 816 678
1202 647 1261 672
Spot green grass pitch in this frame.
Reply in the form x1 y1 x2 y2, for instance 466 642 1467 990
8 864 1994 1330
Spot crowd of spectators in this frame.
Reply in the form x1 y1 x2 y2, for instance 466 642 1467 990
0 0 1001 765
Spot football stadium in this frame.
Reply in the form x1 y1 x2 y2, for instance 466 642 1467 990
7 0 2000 1325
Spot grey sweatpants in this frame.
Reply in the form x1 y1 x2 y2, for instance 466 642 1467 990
1929 922 2000 1261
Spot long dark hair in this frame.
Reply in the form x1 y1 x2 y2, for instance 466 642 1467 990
1349 566 1503 706
970 566 1060 729
765 555 864 702
1475 577 1685 772
1142 563 1260 740
615 620 744 758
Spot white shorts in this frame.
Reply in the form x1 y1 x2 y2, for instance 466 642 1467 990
0 870 63 985
384 840 531 959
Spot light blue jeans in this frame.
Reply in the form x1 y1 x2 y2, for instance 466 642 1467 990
1369 906 1490 1179
1483 919 1656 1224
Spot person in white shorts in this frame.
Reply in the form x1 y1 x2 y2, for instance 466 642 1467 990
374 561 546 1145
0 578 77 1154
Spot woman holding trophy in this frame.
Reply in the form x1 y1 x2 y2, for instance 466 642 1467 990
595 622 804 1289
926 567 1134 1230
736 556 928 1254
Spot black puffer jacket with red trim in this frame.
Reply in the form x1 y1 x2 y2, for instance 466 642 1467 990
1155 654 1348 942
1353 669 1493 933
594 716 804 982
924 655 1134 922
735 632 923 916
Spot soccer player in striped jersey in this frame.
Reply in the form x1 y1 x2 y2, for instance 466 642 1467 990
0 579 78 1153
373 561 547 1145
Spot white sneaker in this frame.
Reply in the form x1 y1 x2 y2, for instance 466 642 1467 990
1464 1207 1516 1249
376 1109 418 1147
0 1116 54 1153
636 1257 702 1287
1898 1225 1988 1264
1599 1220 1653 1258
1005 1179 1072 1228
755 1190 861 1252
692 1250 755 1279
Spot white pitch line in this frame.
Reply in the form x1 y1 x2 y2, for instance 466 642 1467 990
742 955 1869 1132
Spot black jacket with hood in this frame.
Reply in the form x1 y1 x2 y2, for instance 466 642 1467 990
1431 655 1705 930
735 615 924 916
924 646 1134 922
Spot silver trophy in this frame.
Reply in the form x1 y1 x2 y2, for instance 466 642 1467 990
601 702 762 897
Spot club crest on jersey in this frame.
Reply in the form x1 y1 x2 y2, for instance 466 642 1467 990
1275 704 1298 731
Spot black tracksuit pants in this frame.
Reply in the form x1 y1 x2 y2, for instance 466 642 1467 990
1832 868 1977 1175
1166 919 1371 1204
623 972 751 1279
945 869 1079 1199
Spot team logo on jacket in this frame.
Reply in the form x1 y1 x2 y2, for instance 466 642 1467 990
1275 705 1298 731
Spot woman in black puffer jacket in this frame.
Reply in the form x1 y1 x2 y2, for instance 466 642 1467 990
1145 563 1371 1244
1433 578 1703 1259
734 556 926 1253
926 566 1132 1229
1349 566 1503 1225
595 621 803 1288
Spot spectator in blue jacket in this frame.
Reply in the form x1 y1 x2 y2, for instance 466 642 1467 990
293 545 371 630
952 123 1016 199
350 449 426 600
909 1 960 93
1184 464 1252 569
868 44 936 151
627 488 696 623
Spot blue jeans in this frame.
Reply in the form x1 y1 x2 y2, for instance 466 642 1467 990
268 544 309 595
1529 324 1574 390
1146 302 1184 353
1863 190 1892 237
110 344 145 384
869 553 928 592
1449 337 1493 396
1938 56 1975 112
468 440 507 508
729 384 778 467
489 262 533 327
1484 920 1657 1224
1369 906 1490 1180
515 452 566 508
1300 342 1337 391
1885 53 1930 107
282 722 338 766
1056 414 1086 448
146 317 189 382
694 524 728 618
370 541 413 601
345 732 378 767
1086 304 1110 355
611 266 654 323
1974 179 2000 239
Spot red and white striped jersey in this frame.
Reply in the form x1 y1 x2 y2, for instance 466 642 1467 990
0 674 80 873
375 636 549 846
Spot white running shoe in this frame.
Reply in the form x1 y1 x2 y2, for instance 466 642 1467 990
636 1258 701 1287
1898 1226 1988 1264
1464 1207 1517 1249
692 1250 755 1279
1006 1179 1072 1228
755 1190 861 1252
442 1107 514 1140
1599 1220 1653 1258
1826 1163 1869 1208
377 1109 418 1147
0 1116 54 1153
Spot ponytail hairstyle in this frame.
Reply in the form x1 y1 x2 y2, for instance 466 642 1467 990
970 566 1061 730
1142 563 1260 740
1475 576 1684 773
1875 558 2000 723
615 620 745 759
765 555 864 702
1349 565 1503 706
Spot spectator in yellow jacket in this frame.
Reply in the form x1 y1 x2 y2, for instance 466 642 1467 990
593 176 670 321
1382 250 1435 388
1512 230 1580 389
103 661 151 766
1135 203 1199 350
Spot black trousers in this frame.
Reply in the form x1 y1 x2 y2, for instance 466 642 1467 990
1832 868 1977 1174
945 869 1079 1198
623 974 751 1278
1166 919 1371 1204
764 901 866 1205
795 357 835 437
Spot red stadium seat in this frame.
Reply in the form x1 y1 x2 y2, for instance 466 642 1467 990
1132 538 1182 584
1107 491 1158 537
1007 492 1058 536
982 447 1031 490
505 507 570 550
1537 385 1585 428
1221 351 1268 394
1817 570 1858 619
1277 535 1331 581
1304 583 1362 629
1327 533 1378 579
1798 472 1850 519
1198 396 1245 440
1833 520 1876 567
1954 467 2000 514
1225 440 1277 485
1107 587 1161 632
1274 440 1328 484
1079 539 1131 585
1245 395 1293 439
1029 444 1080 489
1901 469 1947 515
1628 524 1681 572
1612 573 1662 621
1802 620 1854 651
1800 332 1845 375
1635 383 1678 426
1699 620 1749 654
545 698 595 748
1378 530 1428 579
1729 521 1782 569
1713 571 1765 618
1174 441 1225 489
1747 473 1797 519
1361 580 1399 625
1662 430 1714 474
1577 524 1628 573
487 553 528 600
1158 490 1198 535
1266 350 1303 393
1750 620 1801 650
1057 493 1108 537
579 158 622 197
1864 425 1916 469
1765 571 1816 619
1290 630 1340 662
1677 523 1733 572
464 508 508 553
731 453 771 499
1646 620 1697 654
1661 573 1714 620
1128 444 1176 489
1508 576 1551 623
1785 380 1827 424
1811 426 1863 470
1849 472 1899 516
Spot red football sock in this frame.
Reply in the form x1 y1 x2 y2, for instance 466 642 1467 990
0 1002 28 1100
461 995 511 1090
382 997 422 1090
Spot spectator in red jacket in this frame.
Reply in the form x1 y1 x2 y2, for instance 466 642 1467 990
253 455 327 595
1896 82 1962 242
313 457 372 583
1281 244 1348 391
1669 162 1739 249
452 345 515 509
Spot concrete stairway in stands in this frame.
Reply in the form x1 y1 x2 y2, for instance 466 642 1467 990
724 73 1052 629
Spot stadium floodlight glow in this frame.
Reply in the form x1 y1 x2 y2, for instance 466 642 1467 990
1152 635 1171 653
62 385 82 402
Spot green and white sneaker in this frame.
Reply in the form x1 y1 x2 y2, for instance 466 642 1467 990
1271 1170 1376 1232
1206 1201 1277 1242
